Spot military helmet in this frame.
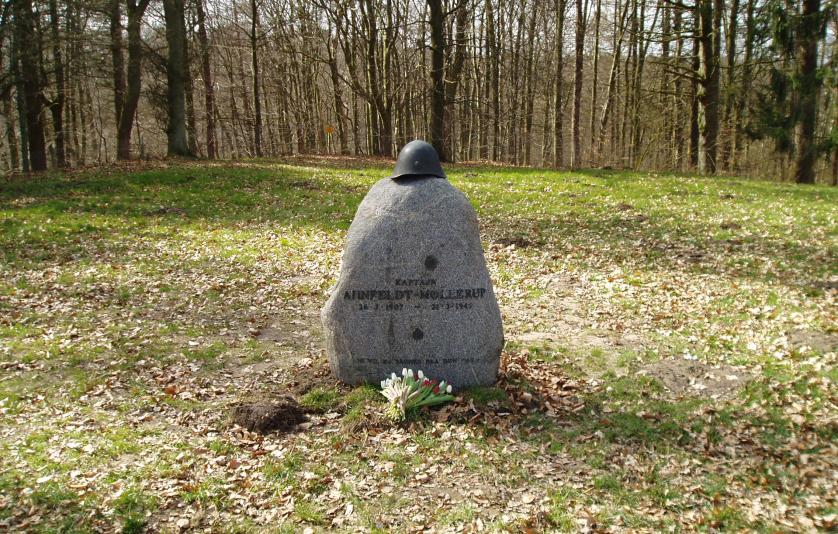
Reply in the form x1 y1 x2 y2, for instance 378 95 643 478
389 140 446 179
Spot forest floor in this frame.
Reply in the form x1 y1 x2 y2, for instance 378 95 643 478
0 158 836 533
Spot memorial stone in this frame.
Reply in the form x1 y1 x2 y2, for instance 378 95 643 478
321 140 503 389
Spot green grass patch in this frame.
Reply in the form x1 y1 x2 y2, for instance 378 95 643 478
299 387 342 413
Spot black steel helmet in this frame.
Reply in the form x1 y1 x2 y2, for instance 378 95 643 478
389 140 446 179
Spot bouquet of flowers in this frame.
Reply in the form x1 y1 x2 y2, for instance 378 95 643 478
379 369 454 422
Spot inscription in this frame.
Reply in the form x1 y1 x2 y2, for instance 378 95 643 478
355 357 479 365
395 278 436 286
343 287 487 301
342 276 488 314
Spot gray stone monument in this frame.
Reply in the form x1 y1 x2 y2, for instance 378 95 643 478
321 140 503 389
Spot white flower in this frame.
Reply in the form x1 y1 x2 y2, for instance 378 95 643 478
379 371 456 422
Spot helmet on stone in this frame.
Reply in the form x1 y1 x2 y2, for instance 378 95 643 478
389 140 446 179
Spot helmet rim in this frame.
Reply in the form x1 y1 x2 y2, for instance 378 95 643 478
389 140 447 179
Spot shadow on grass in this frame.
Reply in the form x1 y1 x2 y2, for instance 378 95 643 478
1 164 364 228
2 160 834 288
455 355 828 471
0 163 370 265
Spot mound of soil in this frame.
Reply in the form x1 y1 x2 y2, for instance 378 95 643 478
231 396 307 434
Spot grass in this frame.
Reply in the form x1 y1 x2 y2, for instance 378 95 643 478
0 157 835 531
299 387 342 412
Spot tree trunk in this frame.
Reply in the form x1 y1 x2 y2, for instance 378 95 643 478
689 31 700 168
326 33 349 155
2 86 20 171
630 0 657 168
487 0 500 160
553 0 566 167
588 0 602 162
110 0 125 132
195 0 216 158
571 0 586 168
14 0 47 171
0 44 20 171
597 0 628 158
428 0 446 161
660 1 670 167
720 0 739 169
729 0 755 170
523 1 539 165
696 0 721 174
183 25 198 156
48 0 66 167
672 7 685 168
117 0 150 160
250 0 262 157
445 0 469 162
794 0 821 184
162 0 191 156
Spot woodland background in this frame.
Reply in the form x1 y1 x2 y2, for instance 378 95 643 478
1 0 836 183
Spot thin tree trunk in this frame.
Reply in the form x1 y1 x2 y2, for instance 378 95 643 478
195 0 216 158
597 0 628 158
2 88 19 171
523 1 539 165
689 31 700 168
1 44 20 170
696 0 721 174
630 0 657 168
327 38 349 155
183 21 198 156
730 0 754 169
588 0 602 163
250 0 262 157
117 0 150 160
487 0 501 160
110 0 125 134
672 7 685 168
553 0 566 167
720 0 739 169
571 0 587 168
660 1 671 168
794 0 821 184
48 0 66 167
620 0 636 164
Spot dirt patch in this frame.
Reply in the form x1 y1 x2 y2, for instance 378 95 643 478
252 313 322 346
282 357 343 396
640 359 753 399
231 396 307 434
513 325 645 379
788 329 838 353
